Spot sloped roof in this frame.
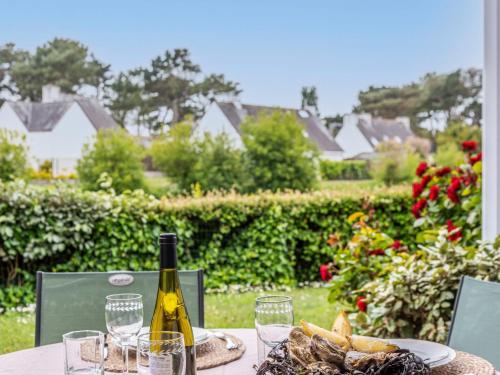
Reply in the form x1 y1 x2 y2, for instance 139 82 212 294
216 101 343 152
357 117 413 147
7 99 117 132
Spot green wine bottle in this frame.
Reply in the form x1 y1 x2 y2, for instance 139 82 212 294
150 233 196 374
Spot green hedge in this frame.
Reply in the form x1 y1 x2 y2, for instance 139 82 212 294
320 160 370 180
0 181 412 309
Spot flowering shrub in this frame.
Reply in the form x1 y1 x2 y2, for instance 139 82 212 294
325 212 410 307
359 229 500 343
410 141 482 245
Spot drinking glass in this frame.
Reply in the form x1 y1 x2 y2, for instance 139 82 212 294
105 293 144 374
63 330 105 375
136 331 186 375
255 295 294 365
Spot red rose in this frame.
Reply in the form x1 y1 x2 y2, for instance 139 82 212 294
470 152 482 166
356 296 367 312
411 198 427 218
462 140 478 152
447 220 462 241
368 248 385 256
429 185 440 201
436 167 452 177
416 162 428 177
421 175 432 188
319 264 332 281
412 183 424 198
447 177 461 203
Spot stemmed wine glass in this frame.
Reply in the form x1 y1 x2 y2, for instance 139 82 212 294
255 295 294 365
105 293 144 374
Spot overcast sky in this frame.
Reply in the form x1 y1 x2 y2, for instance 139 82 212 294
1 0 483 116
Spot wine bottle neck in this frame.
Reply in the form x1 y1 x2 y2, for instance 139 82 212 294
160 242 177 269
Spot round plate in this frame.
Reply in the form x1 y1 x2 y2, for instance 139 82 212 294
112 327 211 347
390 339 456 368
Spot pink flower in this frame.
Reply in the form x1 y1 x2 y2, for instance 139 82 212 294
391 240 402 250
470 152 482 166
368 248 385 256
436 167 452 177
412 198 427 218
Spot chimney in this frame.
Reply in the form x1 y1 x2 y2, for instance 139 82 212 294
42 84 61 103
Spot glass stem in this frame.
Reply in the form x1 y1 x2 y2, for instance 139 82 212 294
122 341 129 374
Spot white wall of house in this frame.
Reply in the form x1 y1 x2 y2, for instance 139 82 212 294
0 102 96 175
335 114 374 159
30 103 96 174
0 104 28 134
196 103 243 148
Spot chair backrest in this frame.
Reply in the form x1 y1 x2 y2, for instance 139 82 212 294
448 276 500 368
35 270 204 346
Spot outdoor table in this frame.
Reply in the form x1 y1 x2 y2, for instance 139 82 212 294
0 328 257 375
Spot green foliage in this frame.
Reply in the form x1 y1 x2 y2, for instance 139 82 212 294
326 212 409 304
354 68 482 134
370 142 420 186
151 122 248 193
241 111 319 192
301 86 319 116
434 143 465 167
320 160 370 180
411 152 482 246
361 230 500 343
77 129 145 193
195 132 250 192
435 121 481 152
0 182 412 310
2 38 110 101
0 129 29 181
150 121 198 192
111 49 240 132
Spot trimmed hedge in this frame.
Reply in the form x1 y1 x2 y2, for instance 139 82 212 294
320 160 370 180
0 181 412 309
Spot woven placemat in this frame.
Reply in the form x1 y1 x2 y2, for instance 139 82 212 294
82 333 246 372
431 351 495 375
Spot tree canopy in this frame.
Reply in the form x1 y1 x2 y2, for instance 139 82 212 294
0 38 110 102
109 48 241 133
354 68 482 132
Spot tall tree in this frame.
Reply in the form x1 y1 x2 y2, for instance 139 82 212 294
0 43 29 104
125 48 240 132
3 38 110 101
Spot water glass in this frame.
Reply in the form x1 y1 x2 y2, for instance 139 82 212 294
255 295 294 365
105 293 144 373
137 331 186 375
63 330 105 375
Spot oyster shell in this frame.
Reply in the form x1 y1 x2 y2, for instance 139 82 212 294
305 361 341 375
310 334 346 367
288 327 317 367
344 351 396 372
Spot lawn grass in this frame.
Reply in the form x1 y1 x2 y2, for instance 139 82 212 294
0 286 336 355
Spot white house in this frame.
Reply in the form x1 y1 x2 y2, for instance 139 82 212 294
196 101 344 160
335 113 414 159
0 85 117 175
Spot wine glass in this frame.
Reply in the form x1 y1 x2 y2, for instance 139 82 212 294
137 331 186 375
105 293 144 374
255 295 294 365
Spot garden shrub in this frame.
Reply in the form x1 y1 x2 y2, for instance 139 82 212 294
0 129 29 182
319 160 370 180
241 111 319 192
77 128 145 193
370 141 420 186
360 230 500 343
0 181 412 310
